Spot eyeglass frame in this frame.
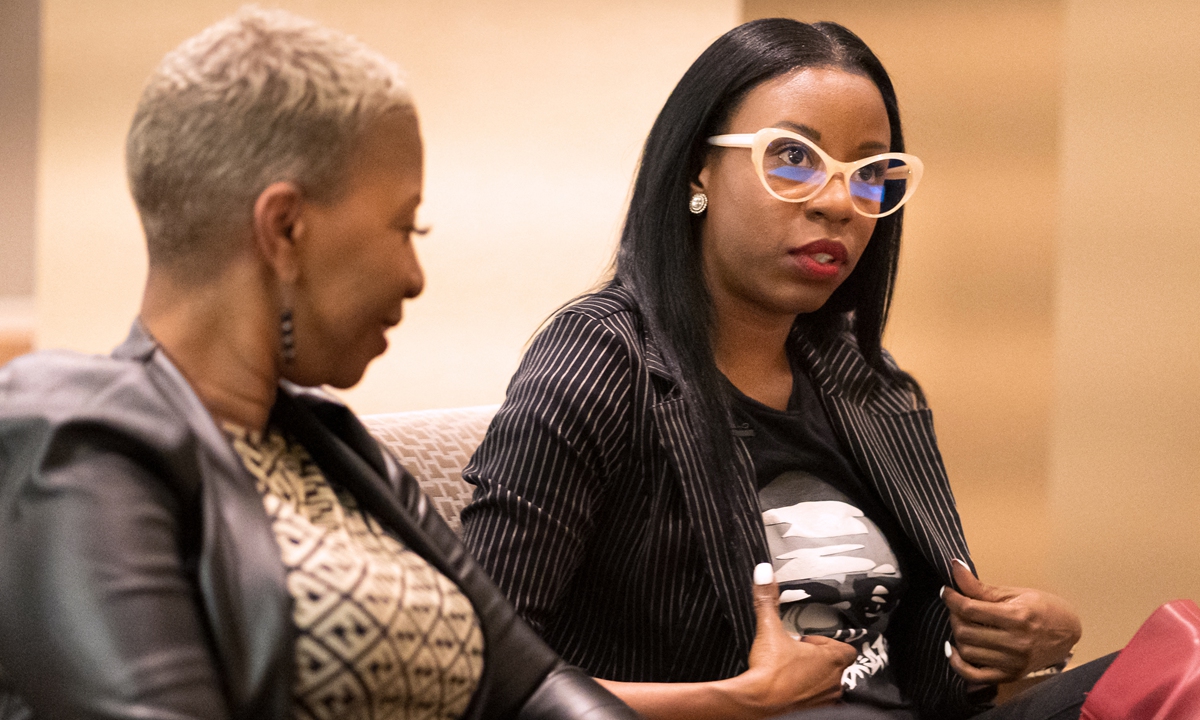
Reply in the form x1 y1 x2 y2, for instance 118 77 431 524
705 128 924 219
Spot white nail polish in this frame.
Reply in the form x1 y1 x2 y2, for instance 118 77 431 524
939 586 946 599
754 563 774 586
944 641 953 658
952 558 970 570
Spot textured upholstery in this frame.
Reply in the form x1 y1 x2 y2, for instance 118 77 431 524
362 405 498 534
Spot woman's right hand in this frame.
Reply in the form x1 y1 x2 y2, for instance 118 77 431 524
596 563 857 720
729 563 858 715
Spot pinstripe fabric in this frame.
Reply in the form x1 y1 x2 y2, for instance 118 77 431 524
462 285 987 719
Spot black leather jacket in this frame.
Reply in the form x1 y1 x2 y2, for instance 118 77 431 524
0 324 632 720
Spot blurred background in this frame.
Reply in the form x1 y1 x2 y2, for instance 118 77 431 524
2 0 1197 668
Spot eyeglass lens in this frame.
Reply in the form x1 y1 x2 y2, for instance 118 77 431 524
762 137 914 216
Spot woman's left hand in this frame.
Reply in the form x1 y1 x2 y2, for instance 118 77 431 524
941 560 1082 685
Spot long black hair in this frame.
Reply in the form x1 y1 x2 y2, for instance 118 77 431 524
614 18 915 470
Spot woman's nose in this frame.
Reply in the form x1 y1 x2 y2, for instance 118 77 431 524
399 242 425 299
804 172 856 223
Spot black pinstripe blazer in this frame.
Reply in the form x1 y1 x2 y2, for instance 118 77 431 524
462 284 990 719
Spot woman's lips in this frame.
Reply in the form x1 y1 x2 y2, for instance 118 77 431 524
789 240 848 280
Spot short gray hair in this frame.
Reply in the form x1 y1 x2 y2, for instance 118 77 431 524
126 6 413 279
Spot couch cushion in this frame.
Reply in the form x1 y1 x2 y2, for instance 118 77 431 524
361 405 498 534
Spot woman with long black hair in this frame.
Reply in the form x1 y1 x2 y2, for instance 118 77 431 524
462 18 1111 720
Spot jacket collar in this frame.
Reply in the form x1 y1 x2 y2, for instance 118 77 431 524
112 318 159 361
623 288 906 414
789 325 923 415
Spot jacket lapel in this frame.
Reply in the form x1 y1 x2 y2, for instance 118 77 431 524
645 337 768 661
792 329 974 585
270 389 457 579
271 388 562 720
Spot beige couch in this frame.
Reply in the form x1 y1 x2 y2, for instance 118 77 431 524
361 404 499 535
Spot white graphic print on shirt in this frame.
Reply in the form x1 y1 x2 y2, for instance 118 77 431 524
760 471 904 701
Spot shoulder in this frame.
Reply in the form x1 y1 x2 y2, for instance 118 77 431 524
2 349 176 422
548 284 645 341
560 283 638 318
493 285 661 436
522 284 652 369
0 348 203 493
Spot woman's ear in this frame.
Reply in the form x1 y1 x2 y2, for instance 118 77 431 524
690 162 712 197
252 181 304 284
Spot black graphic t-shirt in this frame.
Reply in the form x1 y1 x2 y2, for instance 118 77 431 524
731 365 917 708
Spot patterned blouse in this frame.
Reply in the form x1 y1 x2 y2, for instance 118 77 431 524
225 423 484 720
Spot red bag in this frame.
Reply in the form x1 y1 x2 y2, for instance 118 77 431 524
1080 599 1200 720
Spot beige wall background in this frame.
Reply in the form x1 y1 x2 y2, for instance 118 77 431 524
0 0 38 301
1051 0 1200 664
24 0 1200 670
34 0 739 412
0 0 39 362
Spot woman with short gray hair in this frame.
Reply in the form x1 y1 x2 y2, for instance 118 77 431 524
0 8 634 720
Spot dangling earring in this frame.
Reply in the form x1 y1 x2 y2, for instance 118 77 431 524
689 192 708 215
280 309 296 364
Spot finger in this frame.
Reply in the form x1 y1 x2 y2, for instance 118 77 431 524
752 563 785 637
947 598 1032 632
941 583 967 615
947 604 1039 679
951 621 1034 655
942 585 1028 630
947 643 1016 685
833 642 859 666
800 635 859 666
799 634 838 645
942 576 996 619
942 585 992 625
952 638 1028 675
950 559 997 602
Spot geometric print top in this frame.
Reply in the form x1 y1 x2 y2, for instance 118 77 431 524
224 423 485 720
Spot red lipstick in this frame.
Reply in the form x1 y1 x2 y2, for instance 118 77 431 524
789 240 848 280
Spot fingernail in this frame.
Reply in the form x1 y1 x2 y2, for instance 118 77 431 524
944 640 953 658
754 563 774 586
939 585 947 599
952 558 970 570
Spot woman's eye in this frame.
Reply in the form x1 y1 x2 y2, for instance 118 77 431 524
854 163 885 184
775 143 814 166
394 224 430 238
768 142 816 166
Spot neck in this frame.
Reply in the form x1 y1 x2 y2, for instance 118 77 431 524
710 293 796 411
140 262 280 431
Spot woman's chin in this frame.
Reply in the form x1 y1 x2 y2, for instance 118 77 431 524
322 361 373 390
772 291 839 318
282 357 370 390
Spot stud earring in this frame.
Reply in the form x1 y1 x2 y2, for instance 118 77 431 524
689 192 708 214
280 309 296 363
